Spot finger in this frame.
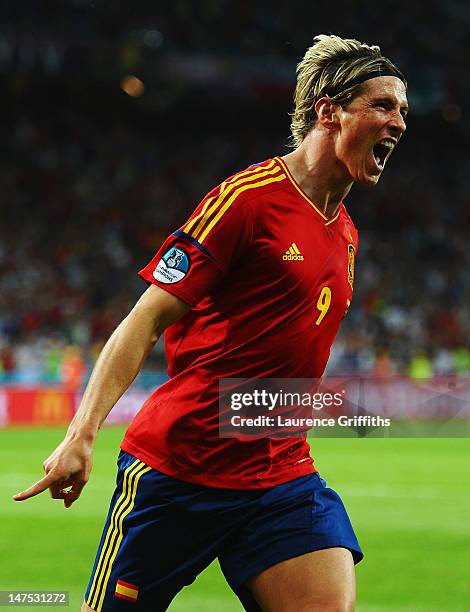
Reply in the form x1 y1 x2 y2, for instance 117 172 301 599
13 472 58 502
64 479 87 508
48 477 74 499
49 486 69 500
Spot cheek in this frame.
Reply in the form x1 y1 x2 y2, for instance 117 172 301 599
342 134 363 165
347 128 372 160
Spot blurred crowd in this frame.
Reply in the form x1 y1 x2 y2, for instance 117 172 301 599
1 0 470 386
5 1 470 66
1 104 469 386
0 106 282 387
2 1 469 121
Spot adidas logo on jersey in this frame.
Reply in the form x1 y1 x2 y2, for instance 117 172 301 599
283 242 304 261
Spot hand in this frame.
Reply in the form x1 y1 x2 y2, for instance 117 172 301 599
13 432 94 508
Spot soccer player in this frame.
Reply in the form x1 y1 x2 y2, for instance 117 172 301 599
15 34 408 611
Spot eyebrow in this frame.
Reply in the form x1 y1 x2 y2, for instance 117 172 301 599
373 96 409 113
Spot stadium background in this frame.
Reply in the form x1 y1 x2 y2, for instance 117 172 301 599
1 1 469 610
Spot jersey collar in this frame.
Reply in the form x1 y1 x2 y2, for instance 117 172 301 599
276 156 342 226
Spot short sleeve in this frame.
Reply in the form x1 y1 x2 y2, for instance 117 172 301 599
139 186 254 306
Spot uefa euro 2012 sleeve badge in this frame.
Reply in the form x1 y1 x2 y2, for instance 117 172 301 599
347 244 355 289
153 246 190 283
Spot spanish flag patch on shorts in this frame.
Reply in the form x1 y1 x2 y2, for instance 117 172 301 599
115 579 139 603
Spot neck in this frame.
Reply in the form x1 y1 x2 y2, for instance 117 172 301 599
281 131 354 218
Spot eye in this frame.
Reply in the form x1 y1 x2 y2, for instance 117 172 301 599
375 101 391 110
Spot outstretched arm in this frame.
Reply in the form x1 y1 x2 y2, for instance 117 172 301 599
13 284 189 507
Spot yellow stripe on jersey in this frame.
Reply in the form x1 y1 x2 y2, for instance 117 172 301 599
292 242 301 255
325 208 342 225
183 196 215 234
220 159 276 192
95 465 151 612
191 161 281 241
182 160 276 237
191 163 280 240
276 156 331 222
198 173 286 244
289 246 295 255
87 461 150 610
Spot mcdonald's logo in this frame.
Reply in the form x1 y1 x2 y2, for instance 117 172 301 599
33 390 71 424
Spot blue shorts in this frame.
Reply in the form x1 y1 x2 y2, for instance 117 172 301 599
85 450 362 611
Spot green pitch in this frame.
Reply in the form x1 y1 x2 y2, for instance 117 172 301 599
1 427 469 611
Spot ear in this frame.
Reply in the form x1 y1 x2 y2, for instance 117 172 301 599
315 96 341 130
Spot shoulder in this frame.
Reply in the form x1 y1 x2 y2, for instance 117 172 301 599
211 157 288 206
180 158 288 243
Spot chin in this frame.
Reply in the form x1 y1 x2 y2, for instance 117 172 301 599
359 171 381 186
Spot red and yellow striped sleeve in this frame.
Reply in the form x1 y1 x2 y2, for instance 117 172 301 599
138 159 286 306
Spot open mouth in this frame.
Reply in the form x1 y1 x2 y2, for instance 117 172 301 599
372 140 395 171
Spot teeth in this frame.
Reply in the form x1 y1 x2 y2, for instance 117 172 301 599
377 140 395 150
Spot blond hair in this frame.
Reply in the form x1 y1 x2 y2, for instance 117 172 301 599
290 34 406 147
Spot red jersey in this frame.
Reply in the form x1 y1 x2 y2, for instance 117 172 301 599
121 157 358 488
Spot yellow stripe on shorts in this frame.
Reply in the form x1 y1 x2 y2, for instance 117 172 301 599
95 464 151 611
86 460 148 609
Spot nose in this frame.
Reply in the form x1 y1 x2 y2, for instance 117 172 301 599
389 110 407 136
